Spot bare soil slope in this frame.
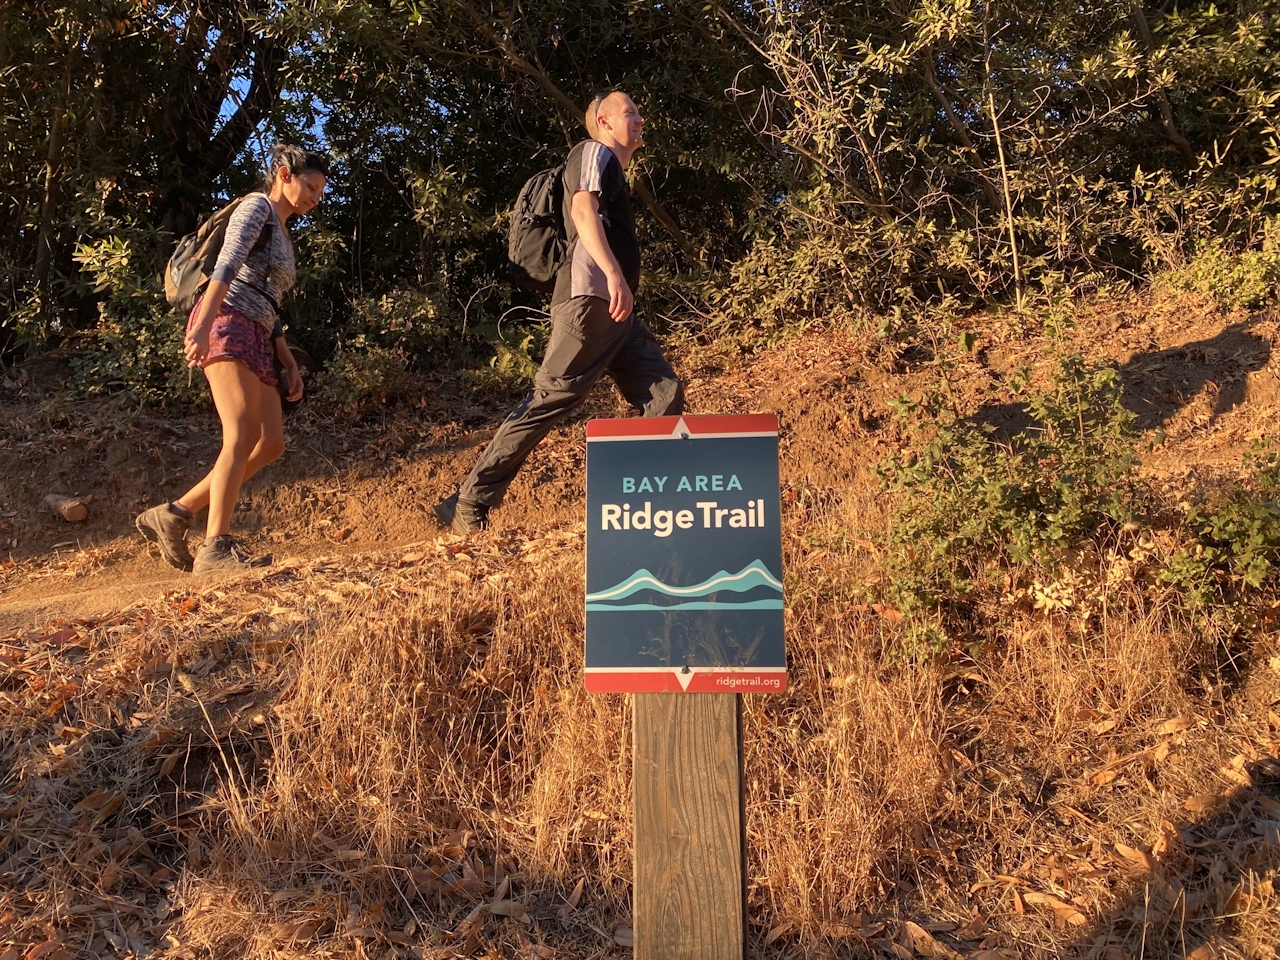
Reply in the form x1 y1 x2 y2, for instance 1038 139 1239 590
1 291 1277 960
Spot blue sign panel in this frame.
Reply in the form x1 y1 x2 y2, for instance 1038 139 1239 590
585 414 786 693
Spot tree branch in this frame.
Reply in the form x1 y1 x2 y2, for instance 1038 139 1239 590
447 0 701 262
922 47 1002 207
1130 2 1196 166
206 35 281 171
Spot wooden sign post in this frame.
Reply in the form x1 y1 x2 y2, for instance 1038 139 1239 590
584 415 786 960
634 693 744 960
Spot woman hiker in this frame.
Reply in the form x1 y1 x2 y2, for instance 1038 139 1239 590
136 144 328 575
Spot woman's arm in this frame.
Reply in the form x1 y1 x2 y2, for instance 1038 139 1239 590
185 198 273 367
273 335 303 401
184 279 230 367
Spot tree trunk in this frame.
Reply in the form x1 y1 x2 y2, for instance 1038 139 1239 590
34 95 65 316
1131 3 1197 167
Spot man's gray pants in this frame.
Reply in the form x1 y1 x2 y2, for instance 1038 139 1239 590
459 295 683 508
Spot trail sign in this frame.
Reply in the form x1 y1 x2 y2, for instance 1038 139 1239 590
585 413 786 693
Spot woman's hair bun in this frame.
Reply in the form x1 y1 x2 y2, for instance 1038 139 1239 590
265 144 330 185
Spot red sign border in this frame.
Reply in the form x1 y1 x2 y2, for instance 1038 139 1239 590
585 669 788 694
586 413 778 439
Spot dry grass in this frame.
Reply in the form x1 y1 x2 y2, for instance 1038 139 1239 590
2 496 1274 960
2 298 1279 959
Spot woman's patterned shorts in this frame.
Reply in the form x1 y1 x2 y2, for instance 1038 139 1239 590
188 299 278 387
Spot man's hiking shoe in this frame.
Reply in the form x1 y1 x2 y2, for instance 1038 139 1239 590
433 493 490 534
136 502 194 571
192 535 272 575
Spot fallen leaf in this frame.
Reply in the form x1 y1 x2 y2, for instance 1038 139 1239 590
1159 717 1193 734
955 915 986 941
558 877 585 919
1114 843 1154 871
872 603 903 623
488 900 527 919
1022 891 1087 927
764 922 792 945
612 925 633 947
44 627 79 647
901 920 962 958
1184 793 1224 814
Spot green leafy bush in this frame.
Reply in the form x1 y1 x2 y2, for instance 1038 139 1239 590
313 336 413 405
472 328 543 399
878 355 1143 636
68 236 204 407
1161 241 1280 309
1159 450 1280 608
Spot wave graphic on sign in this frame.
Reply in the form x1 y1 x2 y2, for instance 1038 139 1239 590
586 561 783 612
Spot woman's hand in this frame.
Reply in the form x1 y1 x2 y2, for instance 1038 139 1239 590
184 282 230 368
281 363 303 402
184 323 212 368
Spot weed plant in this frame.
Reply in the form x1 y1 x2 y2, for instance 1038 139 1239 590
1161 241 1280 310
881 346 1280 660
1160 448 1280 610
879 354 1144 646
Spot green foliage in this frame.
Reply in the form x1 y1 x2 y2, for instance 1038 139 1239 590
66 303 203 408
8 0 1280 373
1159 450 1280 607
1161 240 1280 309
879 354 1142 628
65 232 202 406
312 335 413 405
479 330 543 397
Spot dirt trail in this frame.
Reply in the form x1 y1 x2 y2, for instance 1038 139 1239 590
3 292 1276 635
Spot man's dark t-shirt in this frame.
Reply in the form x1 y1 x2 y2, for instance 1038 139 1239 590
553 139 640 306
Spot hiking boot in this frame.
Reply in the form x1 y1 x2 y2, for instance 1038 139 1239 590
136 502 194 571
192 535 272 575
433 492 490 534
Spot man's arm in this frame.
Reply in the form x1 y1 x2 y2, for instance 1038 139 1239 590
570 190 633 322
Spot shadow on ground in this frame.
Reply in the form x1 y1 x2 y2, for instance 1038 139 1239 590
970 321 1273 444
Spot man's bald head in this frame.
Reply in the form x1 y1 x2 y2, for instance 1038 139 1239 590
583 91 645 166
585 92 622 138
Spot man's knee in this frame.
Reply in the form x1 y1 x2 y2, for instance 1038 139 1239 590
524 381 592 419
645 376 684 417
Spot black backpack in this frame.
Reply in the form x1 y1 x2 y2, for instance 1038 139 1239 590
508 164 566 295
165 195 275 314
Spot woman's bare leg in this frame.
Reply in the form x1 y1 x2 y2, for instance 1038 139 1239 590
176 377 285 520
174 359 281 537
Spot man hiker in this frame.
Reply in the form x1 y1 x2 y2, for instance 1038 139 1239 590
435 90 684 533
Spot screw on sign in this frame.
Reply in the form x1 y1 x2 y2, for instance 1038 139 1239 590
585 413 786 960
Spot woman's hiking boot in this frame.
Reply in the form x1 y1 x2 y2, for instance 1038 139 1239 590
192 535 272 575
433 492 490 534
136 502 194 571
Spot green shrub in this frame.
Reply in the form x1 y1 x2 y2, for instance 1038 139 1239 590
68 237 204 407
877 354 1143 639
1161 240 1280 309
1159 449 1280 608
471 328 543 399
313 336 413 405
